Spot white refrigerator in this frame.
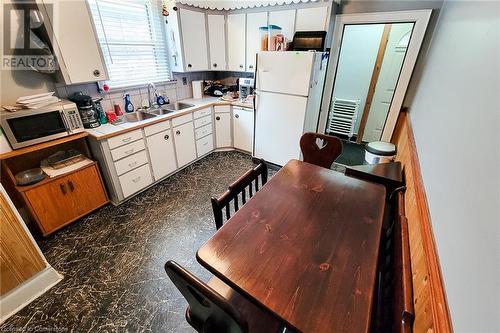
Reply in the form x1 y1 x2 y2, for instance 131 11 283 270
253 51 328 166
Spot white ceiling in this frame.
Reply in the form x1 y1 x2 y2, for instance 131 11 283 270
177 0 335 11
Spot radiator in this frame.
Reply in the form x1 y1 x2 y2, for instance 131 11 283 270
327 98 360 138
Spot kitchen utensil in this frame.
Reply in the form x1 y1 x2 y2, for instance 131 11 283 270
15 168 46 186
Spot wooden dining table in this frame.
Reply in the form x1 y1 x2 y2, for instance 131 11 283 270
197 160 387 333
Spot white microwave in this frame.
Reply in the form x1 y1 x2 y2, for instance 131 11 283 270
0 100 84 149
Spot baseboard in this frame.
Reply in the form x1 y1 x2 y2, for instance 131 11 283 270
0 266 63 325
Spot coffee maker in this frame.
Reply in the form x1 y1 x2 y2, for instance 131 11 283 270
238 78 254 101
69 92 101 129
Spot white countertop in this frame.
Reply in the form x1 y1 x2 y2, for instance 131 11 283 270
86 97 253 140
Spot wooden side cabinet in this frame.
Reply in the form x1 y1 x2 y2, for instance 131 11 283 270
0 133 109 236
23 164 107 235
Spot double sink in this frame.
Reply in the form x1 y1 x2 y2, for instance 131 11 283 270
112 102 194 125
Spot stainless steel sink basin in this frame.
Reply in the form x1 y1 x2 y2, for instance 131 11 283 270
112 111 156 125
146 108 175 115
163 102 194 111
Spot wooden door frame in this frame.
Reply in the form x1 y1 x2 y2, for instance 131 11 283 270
356 24 392 143
318 10 432 142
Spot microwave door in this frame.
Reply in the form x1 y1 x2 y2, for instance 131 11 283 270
4 111 70 149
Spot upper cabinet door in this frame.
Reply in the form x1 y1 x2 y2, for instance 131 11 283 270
207 15 227 70
180 9 209 71
40 0 108 84
227 14 246 71
268 10 296 42
296 7 330 31
246 12 267 72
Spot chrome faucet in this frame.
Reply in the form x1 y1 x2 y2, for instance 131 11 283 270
147 82 156 108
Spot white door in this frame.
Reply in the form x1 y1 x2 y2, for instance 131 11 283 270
180 9 209 71
173 122 197 167
47 0 108 84
363 24 413 142
227 14 246 71
246 12 267 72
256 52 314 96
207 15 226 70
295 7 329 31
254 91 308 166
146 129 177 180
268 10 296 42
233 108 254 152
215 113 232 147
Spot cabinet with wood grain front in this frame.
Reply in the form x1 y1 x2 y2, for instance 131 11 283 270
0 133 109 236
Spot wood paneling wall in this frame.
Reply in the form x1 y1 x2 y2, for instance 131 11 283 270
0 189 46 295
391 111 453 333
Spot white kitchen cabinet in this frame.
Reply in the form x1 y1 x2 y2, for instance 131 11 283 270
146 129 177 180
227 14 246 71
180 8 209 71
295 7 329 31
233 107 254 153
37 0 108 84
173 122 197 167
268 10 296 42
215 113 232 148
207 15 227 70
246 12 268 72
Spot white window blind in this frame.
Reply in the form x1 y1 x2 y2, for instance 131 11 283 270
88 0 171 88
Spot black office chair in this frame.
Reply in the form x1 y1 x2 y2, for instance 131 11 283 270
165 260 282 333
211 160 268 230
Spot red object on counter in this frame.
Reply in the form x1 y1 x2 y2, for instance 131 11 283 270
113 103 123 116
106 111 117 123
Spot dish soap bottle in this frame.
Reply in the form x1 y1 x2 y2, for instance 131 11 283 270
156 92 166 106
123 93 134 113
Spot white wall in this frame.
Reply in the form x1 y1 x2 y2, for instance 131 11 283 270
408 1 500 331
331 24 384 132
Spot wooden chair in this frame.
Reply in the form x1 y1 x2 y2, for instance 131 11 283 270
165 260 282 333
299 132 343 169
211 160 268 230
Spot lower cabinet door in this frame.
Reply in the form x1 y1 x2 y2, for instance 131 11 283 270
233 108 254 152
215 113 232 147
119 164 153 198
146 129 177 180
24 164 108 235
173 122 197 168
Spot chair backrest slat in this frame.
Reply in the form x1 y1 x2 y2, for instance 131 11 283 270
300 132 342 169
211 160 268 230
165 261 248 333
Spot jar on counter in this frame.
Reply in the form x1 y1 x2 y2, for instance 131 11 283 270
268 24 282 51
259 26 269 51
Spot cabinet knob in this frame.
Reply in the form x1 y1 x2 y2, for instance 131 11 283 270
249 65 254 69
188 64 192 68
239 64 244 68
176 130 181 135
60 183 67 194
93 69 100 77
216 116 220 121
164 134 170 140
68 180 75 192
213 63 217 68
235 114 239 118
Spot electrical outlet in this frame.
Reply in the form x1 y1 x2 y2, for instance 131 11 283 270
182 77 187 85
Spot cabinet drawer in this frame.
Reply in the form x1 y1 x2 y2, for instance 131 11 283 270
171 113 193 127
214 105 231 113
194 115 212 129
196 134 214 157
119 164 153 198
194 107 212 119
110 139 146 161
108 129 143 149
195 123 213 139
144 121 170 137
114 150 149 176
